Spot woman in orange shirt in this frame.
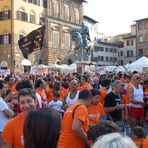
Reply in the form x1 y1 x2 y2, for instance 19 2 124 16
88 89 106 127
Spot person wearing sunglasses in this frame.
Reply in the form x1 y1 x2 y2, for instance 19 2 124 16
128 74 144 128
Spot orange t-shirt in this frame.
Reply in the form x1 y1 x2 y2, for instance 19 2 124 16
134 138 144 148
58 102 89 148
88 103 105 124
99 87 108 107
78 82 91 91
125 82 133 103
2 112 25 148
144 87 148 98
143 135 148 148
47 88 54 103
35 88 47 103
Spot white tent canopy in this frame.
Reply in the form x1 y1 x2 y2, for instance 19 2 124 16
129 56 148 68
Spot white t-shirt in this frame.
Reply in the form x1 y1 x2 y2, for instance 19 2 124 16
47 100 62 112
36 93 42 108
0 98 10 132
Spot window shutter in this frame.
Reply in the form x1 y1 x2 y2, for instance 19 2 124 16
0 12 2 20
0 35 2 44
9 34 11 44
25 13 28 21
8 10 11 19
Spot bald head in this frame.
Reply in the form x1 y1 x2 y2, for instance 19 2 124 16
69 79 78 91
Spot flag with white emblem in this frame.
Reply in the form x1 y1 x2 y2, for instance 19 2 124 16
18 25 45 59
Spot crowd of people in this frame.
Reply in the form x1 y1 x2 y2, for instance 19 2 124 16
0 70 148 148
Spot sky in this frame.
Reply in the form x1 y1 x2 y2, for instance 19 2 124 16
84 0 148 36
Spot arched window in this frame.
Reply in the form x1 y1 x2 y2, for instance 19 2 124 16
0 31 11 44
30 11 35 23
74 7 79 24
64 4 69 21
17 7 28 21
139 49 143 56
53 1 59 17
0 6 10 20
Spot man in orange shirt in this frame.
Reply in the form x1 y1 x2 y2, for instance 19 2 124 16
143 135 148 148
35 79 47 104
88 89 105 127
78 75 91 91
58 90 92 148
99 79 111 107
2 88 36 148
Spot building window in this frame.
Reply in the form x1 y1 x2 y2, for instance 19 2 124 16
138 35 144 42
131 40 133 45
113 48 117 53
100 47 104 51
110 57 113 62
138 21 144 30
0 34 11 44
53 1 59 18
28 0 37 5
0 10 11 20
127 50 133 57
16 9 28 21
121 60 123 65
101 56 104 61
64 4 69 21
114 57 117 62
30 11 35 23
106 57 109 62
120 51 123 56
127 40 129 46
105 48 109 52
139 49 143 56
145 34 148 42
97 56 101 61
64 33 70 49
52 30 59 48
74 8 79 24
110 48 113 52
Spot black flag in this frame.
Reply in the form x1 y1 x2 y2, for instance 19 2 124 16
18 25 45 59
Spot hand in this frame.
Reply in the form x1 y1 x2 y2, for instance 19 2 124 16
118 104 125 109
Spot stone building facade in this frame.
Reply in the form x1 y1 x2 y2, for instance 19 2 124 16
0 0 85 72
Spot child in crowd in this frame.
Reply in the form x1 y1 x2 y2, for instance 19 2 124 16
132 126 144 148
47 91 64 117
87 89 106 127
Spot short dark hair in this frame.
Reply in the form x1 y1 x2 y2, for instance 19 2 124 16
87 120 120 142
24 108 61 148
34 79 44 89
101 79 111 87
132 126 144 138
78 90 92 100
91 89 101 97
16 80 33 91
18 88 36 102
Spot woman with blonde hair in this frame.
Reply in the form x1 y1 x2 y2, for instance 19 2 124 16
93 133 137 148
